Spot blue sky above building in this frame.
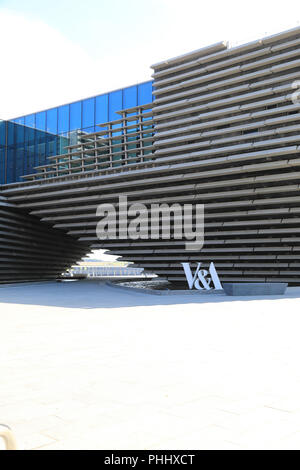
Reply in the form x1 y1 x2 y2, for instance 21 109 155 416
1 0 298 119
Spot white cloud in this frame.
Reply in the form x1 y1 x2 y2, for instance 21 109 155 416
0 1 300 119
0 9 99 118
0 8 151 119
156 0 300 55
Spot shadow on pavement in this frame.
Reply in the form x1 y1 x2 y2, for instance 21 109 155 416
0 279 299 309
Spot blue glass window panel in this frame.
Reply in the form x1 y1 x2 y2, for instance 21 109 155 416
24 114 35 129
15 143 25 181
6 123 16 183
14 123 26 177
25 126 36 173
58 135 69 154
82 126 95 134
6 122 14 146
0 120 6 145
0 148 4 184
82 98 95 130
108 90 122 121
123 86 137 110
15 123 25 144
36 128 47 166
95 94 108 131
11 117 25 126
6 147 15 184
33 129 40 167
46 135 59 157
35 111 46 132
138 81 153 105
70 101 82 131
58 105 69 134
0 121 6 183
46 108 58 134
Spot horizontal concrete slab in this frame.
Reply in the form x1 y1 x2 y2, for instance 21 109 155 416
223 282 288 296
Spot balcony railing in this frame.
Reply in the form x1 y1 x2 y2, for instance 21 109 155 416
20 103 155 183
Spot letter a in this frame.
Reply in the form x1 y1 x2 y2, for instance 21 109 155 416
209 262 223 290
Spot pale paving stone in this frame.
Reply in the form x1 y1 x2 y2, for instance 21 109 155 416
38 423 160 450
2 281 300 449
41 419 115 442
274 431 300 450
11 415 67 437
155 438 244 450
16 432 57 451
151 425 246 450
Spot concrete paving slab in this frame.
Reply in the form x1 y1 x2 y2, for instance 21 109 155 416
1 280 300 450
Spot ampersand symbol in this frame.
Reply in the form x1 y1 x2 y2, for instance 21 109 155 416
194 269 212 290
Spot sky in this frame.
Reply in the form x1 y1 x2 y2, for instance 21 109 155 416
0 0 299 119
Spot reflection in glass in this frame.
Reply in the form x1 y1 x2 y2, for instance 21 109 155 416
58 105 69 134
70 101 82 131
46 108 58 134
82 98 95 131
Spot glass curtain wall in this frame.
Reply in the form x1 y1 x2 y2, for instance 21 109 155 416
1 81 153 184
11 81 153 135
0 120 67 184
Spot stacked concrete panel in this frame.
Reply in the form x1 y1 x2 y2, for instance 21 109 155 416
0 195 89 283
1 26 300 284
149 27 300 283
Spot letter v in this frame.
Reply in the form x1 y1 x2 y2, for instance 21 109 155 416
181 262 201 289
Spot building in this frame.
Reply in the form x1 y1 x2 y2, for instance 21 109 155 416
1 81 153 184
1 26 300 285
0 119 68 184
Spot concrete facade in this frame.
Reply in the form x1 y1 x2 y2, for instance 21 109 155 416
1 26 300 284
0 196 88 283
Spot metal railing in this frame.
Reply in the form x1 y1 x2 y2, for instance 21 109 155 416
21 103 155 183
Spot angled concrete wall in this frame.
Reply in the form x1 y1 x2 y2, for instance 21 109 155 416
0 195 89 283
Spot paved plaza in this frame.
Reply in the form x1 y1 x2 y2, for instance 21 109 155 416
1 280 300 450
